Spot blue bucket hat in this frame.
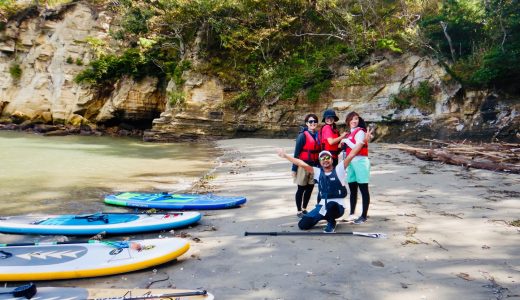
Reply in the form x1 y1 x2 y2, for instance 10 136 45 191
322 109 339 122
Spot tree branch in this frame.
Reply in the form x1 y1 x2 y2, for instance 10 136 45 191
440 21 456 62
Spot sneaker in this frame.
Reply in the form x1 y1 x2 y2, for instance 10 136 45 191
297 211 304 218
302 209 308 214
323 220 336 233
341 214 357 223
353 216 367 225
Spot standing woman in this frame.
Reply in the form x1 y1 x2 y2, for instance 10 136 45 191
320 109 346 166
342 111 371 224
292 113 320 217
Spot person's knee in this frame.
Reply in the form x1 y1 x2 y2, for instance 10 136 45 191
325 202 344 219
298 217 315 230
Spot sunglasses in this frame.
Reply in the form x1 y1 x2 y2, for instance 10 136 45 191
307 120 318 124
319 155 331 161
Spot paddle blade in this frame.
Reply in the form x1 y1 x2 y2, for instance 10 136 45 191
353 232 387 239
12 283 37 299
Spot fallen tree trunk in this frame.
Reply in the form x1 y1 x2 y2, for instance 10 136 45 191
388 141 520 174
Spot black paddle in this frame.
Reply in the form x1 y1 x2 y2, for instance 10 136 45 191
0 283 37 299
89 289 208 299
244 231 387 238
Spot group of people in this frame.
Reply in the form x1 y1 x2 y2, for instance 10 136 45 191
277 109 372 233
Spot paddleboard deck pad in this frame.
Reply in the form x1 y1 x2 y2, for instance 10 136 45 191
105 192 247 210
0 212 201 235
0 287 214 300
0 238 189 281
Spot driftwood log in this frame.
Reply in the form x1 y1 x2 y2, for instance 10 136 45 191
388 139 520 174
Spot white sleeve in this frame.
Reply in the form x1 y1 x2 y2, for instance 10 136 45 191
354 130 366 145
335 164 346 186
345 138 356 149
313 167 321 182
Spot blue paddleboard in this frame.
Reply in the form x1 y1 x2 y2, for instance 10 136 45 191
104 192 247 210
0 212 201 235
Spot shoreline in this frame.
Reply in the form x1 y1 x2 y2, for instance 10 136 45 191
3 138 519 299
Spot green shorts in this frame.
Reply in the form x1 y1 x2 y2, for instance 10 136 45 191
346 157 370 184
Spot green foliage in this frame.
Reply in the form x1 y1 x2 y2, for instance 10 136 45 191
390 81 435 114
168 90 186 107
9 63 22 80
72 0 520 106
66 56 74 64
225 91 253 111
306 80 331 103
74 49 161 84
75 58 83 66
84 37 107 58
344 67 377 86
120 6 153 35
419 0 520 90
420 0 486 60
172 60 192 86
377 38 403 53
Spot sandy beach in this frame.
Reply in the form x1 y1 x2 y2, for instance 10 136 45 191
45 138 519 299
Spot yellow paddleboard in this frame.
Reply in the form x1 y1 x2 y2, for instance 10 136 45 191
0 238 189 281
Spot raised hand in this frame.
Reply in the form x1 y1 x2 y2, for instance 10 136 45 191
276 148 287 158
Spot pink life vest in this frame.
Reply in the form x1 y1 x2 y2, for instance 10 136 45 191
346 127 368 156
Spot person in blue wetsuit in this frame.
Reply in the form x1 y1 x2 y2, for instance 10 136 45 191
277 129 372 233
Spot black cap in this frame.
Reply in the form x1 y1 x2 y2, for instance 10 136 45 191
322 109 339 122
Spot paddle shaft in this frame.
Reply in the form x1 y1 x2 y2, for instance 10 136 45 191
90 290 207 299
244 231 386 238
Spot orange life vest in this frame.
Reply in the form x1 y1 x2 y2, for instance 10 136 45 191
299 130 320 163
320 124 340 158
345 127 368 156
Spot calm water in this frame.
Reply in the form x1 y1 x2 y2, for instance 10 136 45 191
0 131 219 215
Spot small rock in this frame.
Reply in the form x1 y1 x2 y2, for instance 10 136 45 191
371 260 385 267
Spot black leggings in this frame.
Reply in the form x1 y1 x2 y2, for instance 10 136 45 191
348 182 370 218
298 202 345 230
295 184 314 211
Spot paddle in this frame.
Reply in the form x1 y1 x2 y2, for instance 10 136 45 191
0 283 37 299
244 231 387 239
89 290 208 299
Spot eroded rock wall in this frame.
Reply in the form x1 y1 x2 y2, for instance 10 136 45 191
0 2 164 128
147 53 519 142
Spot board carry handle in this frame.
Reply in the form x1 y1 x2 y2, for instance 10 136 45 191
244 231 387 239
73 211 184 216
0 283 37 299
90 289 208 299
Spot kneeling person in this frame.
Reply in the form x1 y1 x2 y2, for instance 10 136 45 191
277 137 370 233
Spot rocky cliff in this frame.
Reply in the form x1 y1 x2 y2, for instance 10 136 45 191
1 2 518 142
0 2 164 131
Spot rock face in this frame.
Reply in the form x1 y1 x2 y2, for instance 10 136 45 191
0 3 163 128
1 3 518 142
147 53 519 142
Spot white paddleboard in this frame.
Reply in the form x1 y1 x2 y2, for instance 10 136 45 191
0 238 189 281
0 212 201 235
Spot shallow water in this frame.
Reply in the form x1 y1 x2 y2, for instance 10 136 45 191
0 131 218 215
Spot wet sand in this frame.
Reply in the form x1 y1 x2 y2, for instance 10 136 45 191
31 138 520 299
